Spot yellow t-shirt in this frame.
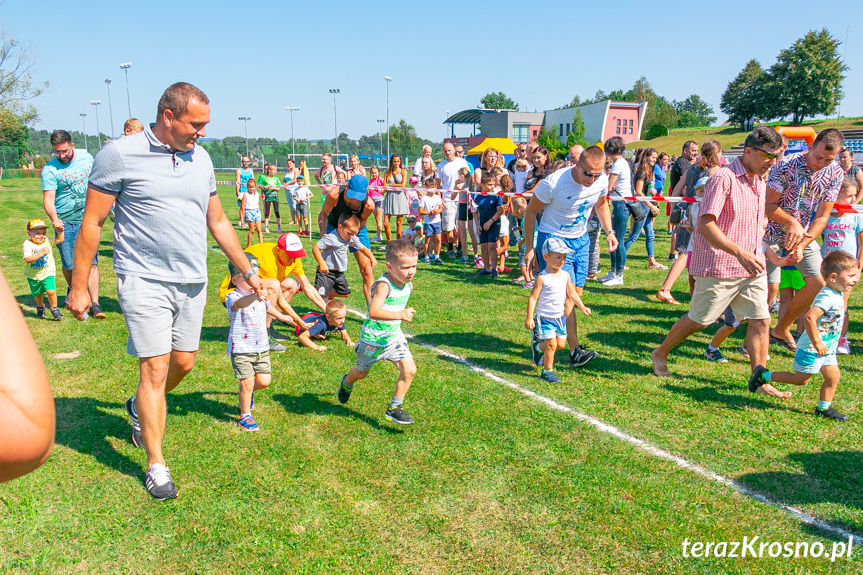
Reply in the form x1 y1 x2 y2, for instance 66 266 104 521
22 239 56 281
218 242 306 301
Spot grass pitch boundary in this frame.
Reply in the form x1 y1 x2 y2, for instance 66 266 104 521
344 306 863 546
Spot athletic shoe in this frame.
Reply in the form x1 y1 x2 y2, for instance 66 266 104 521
50 307 63 321
36 307 45 319
474 255 483 268
478 268 492 276
540 370 561 383
747 365 768 393
531 342 544 367
144 463 178 501
447 250 456 259
458 256 472 264
490 269 499 278
237 414 260 431
277 227 282 233
432 255 444 265
90 302 106 319
456 249 464 258
596 271 615 282
125 397 143 448
522 280 535 290
264 227 270 233
837 336 851 355
371 235 383 242
704 347 728 363
421 256 431 264
384 406 415 425
498 267 512 273
268 337 287 352
268 326 289 340
814 406 848 422
569 345 598 367
736 345 769 362
667 254 678 262
602 275 623 287
337 373 352 405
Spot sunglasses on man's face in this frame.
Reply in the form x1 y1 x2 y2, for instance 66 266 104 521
753 147 780 160
582 169 603 179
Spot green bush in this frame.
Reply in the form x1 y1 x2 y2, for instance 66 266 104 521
645 124 668 140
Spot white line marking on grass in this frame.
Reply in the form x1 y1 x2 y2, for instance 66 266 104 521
346 307 862 545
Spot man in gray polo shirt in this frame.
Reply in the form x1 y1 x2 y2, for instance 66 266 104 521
68 82 263 501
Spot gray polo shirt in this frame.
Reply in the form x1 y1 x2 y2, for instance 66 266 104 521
88 124 217 283
315 231 362 272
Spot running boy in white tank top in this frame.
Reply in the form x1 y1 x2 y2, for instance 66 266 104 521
526 237 592 383
337 239 419 424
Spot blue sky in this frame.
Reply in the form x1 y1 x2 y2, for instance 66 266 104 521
7 0 862 142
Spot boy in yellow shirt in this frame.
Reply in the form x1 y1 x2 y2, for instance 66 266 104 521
22 219 63 320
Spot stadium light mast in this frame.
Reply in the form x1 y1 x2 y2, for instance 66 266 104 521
90 100 102 148
119 62 132 117
384 76 392 159
238 117 251 158
377 119 385 156
104 80 115 138
329 89 340 156
284 106 299 159
79 113 87 150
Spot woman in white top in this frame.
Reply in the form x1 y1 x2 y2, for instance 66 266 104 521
600 136 633 286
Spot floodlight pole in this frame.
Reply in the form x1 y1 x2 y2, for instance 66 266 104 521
285 106 299 159
239 117 251 157
90 100 102 148
384 76 392 159
329 89 340 156
377 119 385 156
120 62 132 117
105 79 115 138
80 113 87 150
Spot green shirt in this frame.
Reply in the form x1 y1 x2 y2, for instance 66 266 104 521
258 174 282 202
359 274 413 346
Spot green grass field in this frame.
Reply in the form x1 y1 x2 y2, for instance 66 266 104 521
1 178 861 574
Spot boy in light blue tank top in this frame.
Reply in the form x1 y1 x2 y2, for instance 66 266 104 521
337 239 419 424
235 157 254 228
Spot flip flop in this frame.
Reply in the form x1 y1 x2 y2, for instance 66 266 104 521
769 334 798 352
656 290 681 305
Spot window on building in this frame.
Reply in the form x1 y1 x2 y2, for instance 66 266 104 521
532 129 537 137
616 119 621 126
566 123 571 134
629 119 634 126
512 124 529 143
559 124 564 137
629 128 633 134
616 127 620 134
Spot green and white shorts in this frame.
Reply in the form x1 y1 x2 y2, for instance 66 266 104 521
354 334 412 372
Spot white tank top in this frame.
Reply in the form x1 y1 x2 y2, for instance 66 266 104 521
535 270 567 319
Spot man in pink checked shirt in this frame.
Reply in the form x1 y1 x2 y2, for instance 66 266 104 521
651 126 792 399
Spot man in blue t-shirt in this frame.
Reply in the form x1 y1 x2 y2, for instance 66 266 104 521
40 130 104 318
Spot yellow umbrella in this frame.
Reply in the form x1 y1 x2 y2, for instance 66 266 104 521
466 137 518 155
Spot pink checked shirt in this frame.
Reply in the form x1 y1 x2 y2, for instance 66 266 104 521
690 158 766 279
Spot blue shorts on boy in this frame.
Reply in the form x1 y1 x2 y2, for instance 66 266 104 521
533 268 568 340
791 286 844 374
423 222 442 236
536 315 567 340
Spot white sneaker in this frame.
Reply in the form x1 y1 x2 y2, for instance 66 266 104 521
145 463 178 501
837 337 851 355
602 274 624 287
597 271 615 282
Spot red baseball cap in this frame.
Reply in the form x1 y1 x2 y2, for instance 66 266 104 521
277 232 307 258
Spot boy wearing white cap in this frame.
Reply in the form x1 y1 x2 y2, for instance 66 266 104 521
525 237 592 383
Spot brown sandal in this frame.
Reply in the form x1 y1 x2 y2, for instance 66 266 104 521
656 290 681 305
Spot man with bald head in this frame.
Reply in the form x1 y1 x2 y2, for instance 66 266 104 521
568 145 584 166
523 146 618 368
413 145 432 179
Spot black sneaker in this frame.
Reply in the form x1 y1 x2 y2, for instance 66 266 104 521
747 365 767 393
704 347 727 363
384 406 415 425
124 397 143 448
540 370 561 383
50 307 62 321
814 406 848 422
337 373 352 405
569 345 598 367
144 463 178 501
90 302 106 319
36 307 45 319
531 342 544 367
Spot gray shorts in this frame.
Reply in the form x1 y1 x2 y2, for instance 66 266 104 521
231 352 271 379
354 334 412 372
117 274 207 357
441 201 457 232
766 241 822 284
296 202 308 217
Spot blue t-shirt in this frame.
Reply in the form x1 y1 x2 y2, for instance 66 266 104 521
822 213 863 258
474 194 503 222
40 150 94 223
306 313 346 338
238 167 254 193
653 164 667 193
796 286 845 355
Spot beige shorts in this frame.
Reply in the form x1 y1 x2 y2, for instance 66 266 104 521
688 275 770 326
231 352 271 380
765 241 822 284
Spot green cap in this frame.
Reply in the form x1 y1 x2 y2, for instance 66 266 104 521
228 252 259 278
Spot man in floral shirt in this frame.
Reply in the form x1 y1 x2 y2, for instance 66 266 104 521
765 128 845 347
